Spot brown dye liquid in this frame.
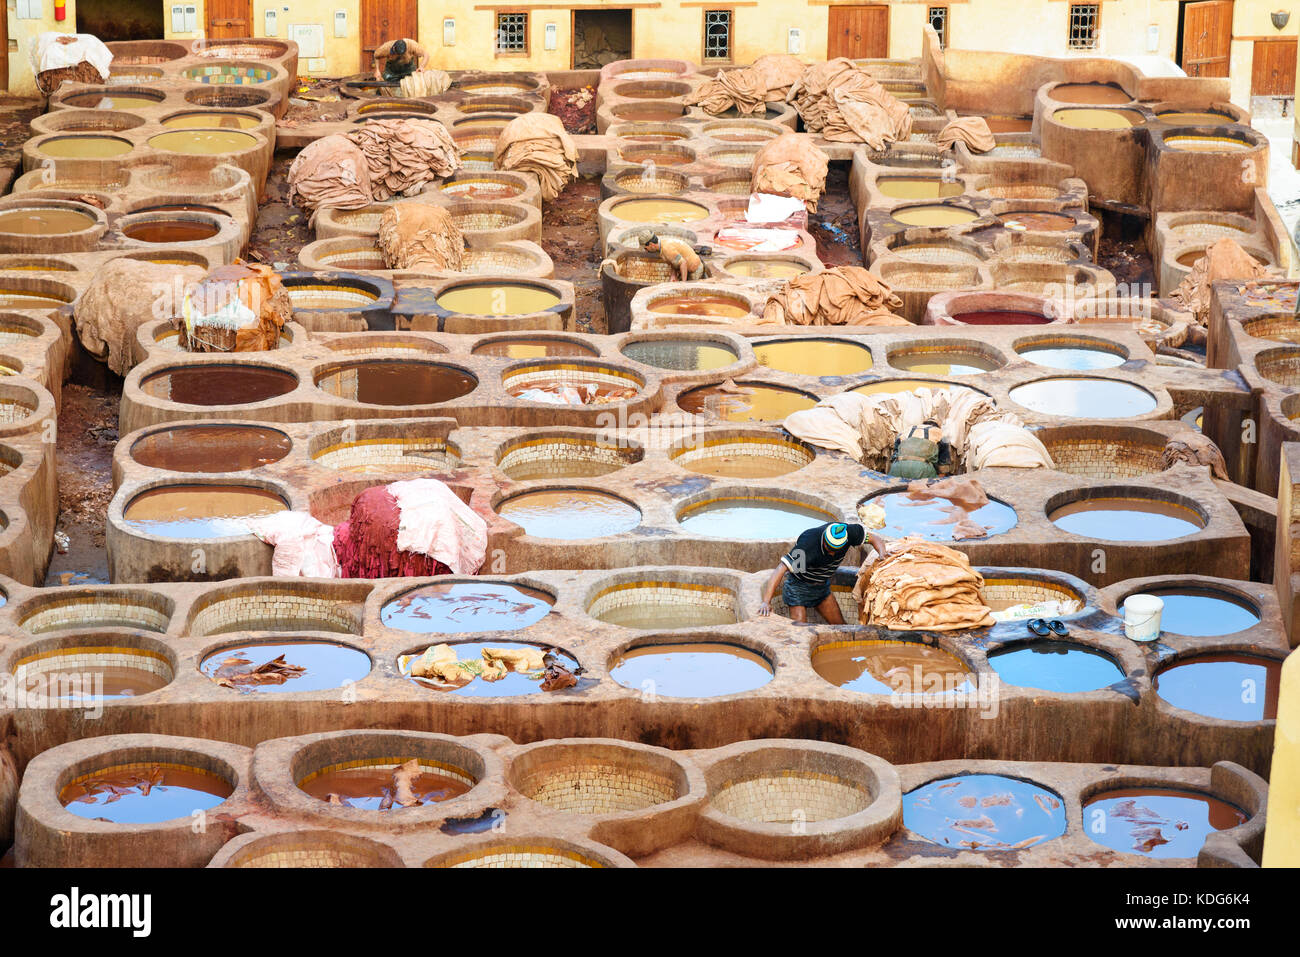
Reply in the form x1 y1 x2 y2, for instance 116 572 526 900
951 310 1052 325
142 365 296 405
814 641 974 694
982 116 1033 133
131 425 292 472
1051 83 1132 104
0 208 95 234
893 205 978 226
619 149 690 165
441 179 522 199
123 485 286 537
505 377 635 403
712 131 770 142
1051 108 1139 129
650 295 749 318
610 198 708 223
620 133 687 142
678 383 816 422
725 260 808 279
162 112 260 129
618 87 683 98
24 663 169 699
147 130 258 154
300 766 471 809
123 220 220 243
38 136 133 158
60 766 232 822
327 362 476 405
616 106 685 122
678 448 807 478
999 211 1075 231
472 337 596 358
891 351 1000 373
0 291 65 308
878 178 965 199
436 284 561 315
754 339 873 375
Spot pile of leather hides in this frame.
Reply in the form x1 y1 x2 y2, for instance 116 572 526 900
287 134 373 216
1162 433 1229 480
398 69 451 97
685 66 766 115
752 54 807 102
376 202 465 271
786 58 912 149
180 262 293 353
783 386 1054 471
494 113 578 201
853 537 995 631
936 116 994 152
30 32 112 94
751 133 829 212
762 266 909 326
348 118 461 201
334 479 488 579
75 257 205 375
1171 237 1278 327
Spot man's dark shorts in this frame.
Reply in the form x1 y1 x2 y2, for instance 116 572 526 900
782 576 830 609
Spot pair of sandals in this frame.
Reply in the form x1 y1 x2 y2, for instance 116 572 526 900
1028 618 1069 637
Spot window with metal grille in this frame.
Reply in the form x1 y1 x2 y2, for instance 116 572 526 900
928 6 948 49
703 10 732 62
496 11 528 53
1068 4 1099 50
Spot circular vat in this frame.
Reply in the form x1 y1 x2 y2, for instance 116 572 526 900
1122 586 1259 637
426 836 625 868
435 279 561 316
120 212 224 244
382 580 555 634
444 201 531 236
59 757 234 824
398 639 581 696
0 256 78 273
130 423 291 473
1254 346 1300 388
609 196 710 224
677 381 817 422
11 634 174 702
471 335 598 359
496 433 642 481
1154 654 1281 722
193 38 289 58
107 40 189 62
36 109 145 133
183 63 273 84
17 588 172 633
891 203 980 227
646 288 752 319
457 94 533 114
0 313 46 348
122 483 287 538
882 238 984 264
310 423 460 474
1083 786 1247 859
293 735 481 812
611 79 691 99
300 240 383 271
701 169 753 196
620 336 739 371
997 210 1079 233
587 576 739 629
139 363 298 406
1049 82 1132 105
877 176 965 200
887 339 1003 375
511 742 690 816
35 134 134 159
717 256 811 279
453 74 540 95
754 338 873 376
702 119 781 143
612 121 692 143
199 638 371 694
188 583 363 635
502 360 643 404
1051 107 1144 129
1010 376 1157 418
676 492 836 539
813 638 974 695
1048 489 1206 541
213 831 404 868
1174 244 1270 270
988 640 1125 693
610 101 687 124
313 359 477 406
1014 334 1127 370
1163 132 1252 152
0 201 98 237
981 573 1087 620
184 86 272 108
706 144 762 168
497 488 641 539
145 129 260 155
463 245 551 276
905 774 1065 850
670 432 814 478
1037 426 1167 479
61 87 165 110
283 276 382 310
612 166 689 195
160 110 263 130
609 637 773 697
438 171 526 201
860 486 1017 542
357 97 436 115
708 748 879 827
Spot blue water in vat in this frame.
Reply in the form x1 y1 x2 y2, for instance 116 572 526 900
989 641 1124 693
905 774 1066 850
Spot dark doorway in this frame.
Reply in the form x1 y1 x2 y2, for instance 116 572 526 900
572 9 633 69
76 0 163 41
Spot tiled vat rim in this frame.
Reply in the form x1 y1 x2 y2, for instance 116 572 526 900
15 731 1268 867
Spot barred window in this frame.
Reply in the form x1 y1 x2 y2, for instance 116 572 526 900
1068 4 1099 50
496 12 528 53
704 10 732 62
928 6 948 49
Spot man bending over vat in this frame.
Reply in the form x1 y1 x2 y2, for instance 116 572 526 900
372 38 430 82
758 522 880 623
642 233 707 281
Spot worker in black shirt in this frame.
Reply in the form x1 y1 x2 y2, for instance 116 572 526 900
758 522 882 623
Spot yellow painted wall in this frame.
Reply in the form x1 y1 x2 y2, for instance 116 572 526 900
6 0 79 96
1264 647 1300 866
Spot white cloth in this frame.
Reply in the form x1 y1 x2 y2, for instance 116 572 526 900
30 32 113 79
388 479 488 575
243 511 340 578
745 193 805 224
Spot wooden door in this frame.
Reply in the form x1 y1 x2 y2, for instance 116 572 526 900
828 5 889 60
361 0 420 72
206 0 252 39
1251 38 1297 96
1180 1 1233 77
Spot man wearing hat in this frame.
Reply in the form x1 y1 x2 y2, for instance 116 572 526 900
372 38 430 82
758 522 876 623
642 233 706 281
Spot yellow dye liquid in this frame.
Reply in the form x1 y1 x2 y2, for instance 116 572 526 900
1164 135 1249 152
1051 108 1140 129
436 284 561 316
878 178 964 200
162 112 261 130
38 136 133 158
0 208 95 234
1158 111 1233 125
753 339 873 376
147 130 259 154
724 260 808 279
890 352 999 375
611 199 709 223
892 205 979 226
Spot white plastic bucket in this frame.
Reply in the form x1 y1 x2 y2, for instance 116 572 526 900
1123 593 1164 642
